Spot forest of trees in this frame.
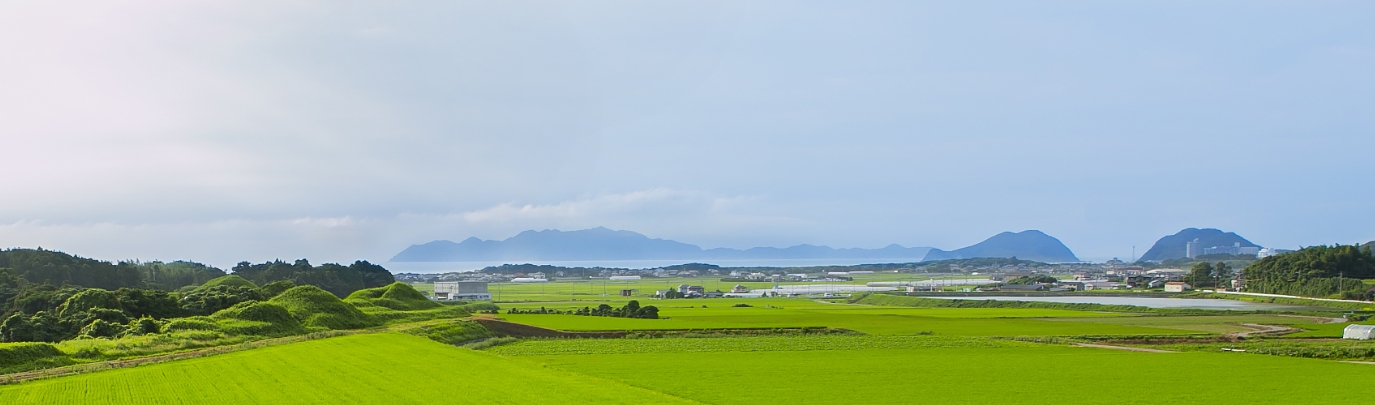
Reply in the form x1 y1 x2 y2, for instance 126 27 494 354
0 248 398 343
1240 244 1375 300
230 259 394 297
0 249 225 291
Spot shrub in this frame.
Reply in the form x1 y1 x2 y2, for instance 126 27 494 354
126 317 161 336
270 286 377 330
345 283 439 311
463 302 500 313
210 301 303 336
259 280 296 298
79 319 126 339
161 317 219 333
193 275 259 292
180 285 265 316
403 320 493 345
56 289 122 318
0 342 63 369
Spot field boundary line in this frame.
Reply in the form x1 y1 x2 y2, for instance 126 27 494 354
1074 343 1175 353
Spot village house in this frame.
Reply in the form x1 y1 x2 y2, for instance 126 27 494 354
1164 281 1192 293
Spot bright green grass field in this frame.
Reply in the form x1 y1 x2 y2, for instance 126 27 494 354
1042 314 1327 334
503 336 1375 405
500 304 1191 336
0 334 696 405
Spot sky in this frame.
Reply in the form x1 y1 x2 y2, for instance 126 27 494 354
2 0 1373 268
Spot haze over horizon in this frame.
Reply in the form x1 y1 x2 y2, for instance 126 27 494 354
3 1 1373 268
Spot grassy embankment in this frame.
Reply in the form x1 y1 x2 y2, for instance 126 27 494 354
0 282 472 375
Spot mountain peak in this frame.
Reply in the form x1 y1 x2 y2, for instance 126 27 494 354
1138 228 1259 261
922 230 1079 263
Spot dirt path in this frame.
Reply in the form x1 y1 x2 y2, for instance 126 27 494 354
1232 323 1296 338
1073 343 1175 353
1275 314 1346 324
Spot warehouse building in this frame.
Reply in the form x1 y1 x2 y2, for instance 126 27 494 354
432 281 491 301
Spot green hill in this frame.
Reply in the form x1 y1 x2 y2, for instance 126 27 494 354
345 282 440 311
209 301 304 336
193 275 259 292
268 286 377 330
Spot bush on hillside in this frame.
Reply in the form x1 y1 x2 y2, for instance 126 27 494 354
259 280 296 299
346 283 440 311
463 302 500 313
56 289 122 318
210 301 304 336
160 317 219 333
0 342 63 369
403 320 492 345
78 319 125 339
193 275 259 292
112 288 184 319
126 317 161 336
269 285 377 330
180 285 264 316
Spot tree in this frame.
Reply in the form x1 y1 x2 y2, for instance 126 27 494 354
0 313 33 342
1188 262 1214 288
1213 262 1234 288
179 285 264 316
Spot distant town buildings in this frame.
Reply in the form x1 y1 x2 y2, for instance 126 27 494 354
1186 239 1261 259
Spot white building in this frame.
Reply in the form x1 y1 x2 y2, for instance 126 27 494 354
1186 239 1202 259
1163 282 1191 293
609 275 641 281
432 281 491 300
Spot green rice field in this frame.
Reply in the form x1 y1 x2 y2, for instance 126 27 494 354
503 335 1375 404
498 304 1192 336
6 332 1371 404
0 333 696 404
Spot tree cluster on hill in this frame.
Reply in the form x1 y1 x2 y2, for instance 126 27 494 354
230 259 394 298
0 249 224 291
1240 244 1375 300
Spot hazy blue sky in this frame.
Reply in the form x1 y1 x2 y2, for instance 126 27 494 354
2 1 1372 267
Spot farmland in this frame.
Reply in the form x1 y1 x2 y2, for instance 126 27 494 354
3 274 1372 404
507 336 1375 405
6 332 1371 404
0 333 698 404
498 305 1192 336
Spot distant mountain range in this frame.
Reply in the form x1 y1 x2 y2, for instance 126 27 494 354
389 227 1081 263
1139 228 1259 261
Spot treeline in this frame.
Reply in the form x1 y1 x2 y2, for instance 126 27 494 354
230 259 394 298
505 300 659 319
0 249 225 291
1240 244 1375 300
